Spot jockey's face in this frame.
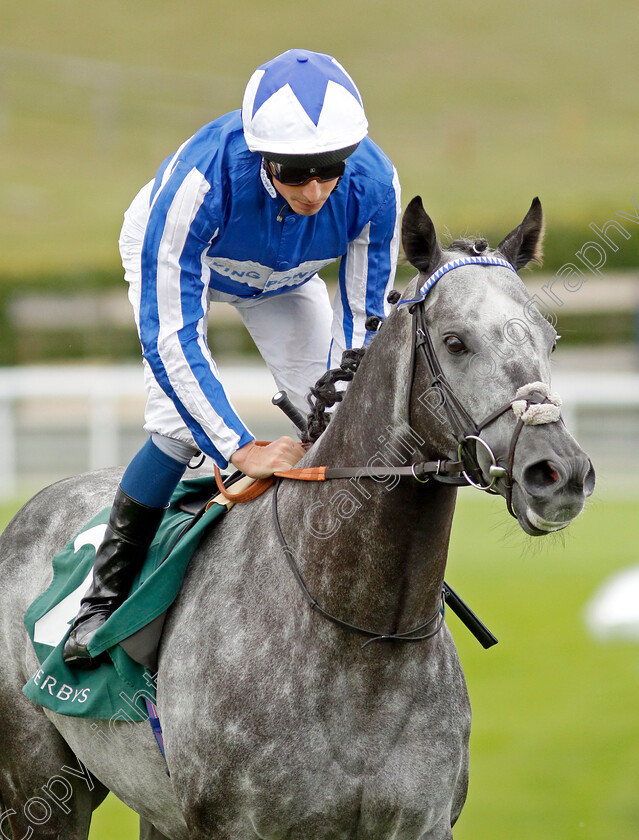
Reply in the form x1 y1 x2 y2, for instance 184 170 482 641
271 175 339 216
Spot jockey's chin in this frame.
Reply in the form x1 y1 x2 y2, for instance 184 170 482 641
272 177 339 216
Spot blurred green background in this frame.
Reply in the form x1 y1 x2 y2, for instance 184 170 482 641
2 0 639 276
1 1 638 838
2 1 639 322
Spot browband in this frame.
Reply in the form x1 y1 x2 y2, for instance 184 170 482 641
398 256 517 308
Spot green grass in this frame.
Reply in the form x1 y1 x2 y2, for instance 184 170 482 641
448 493 639 839
3 490 638 838
89 795 138 840
2 0 639 276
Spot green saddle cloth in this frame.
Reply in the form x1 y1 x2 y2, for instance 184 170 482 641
23 477 226 720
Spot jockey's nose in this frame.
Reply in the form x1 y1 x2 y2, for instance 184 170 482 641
302 178 323 202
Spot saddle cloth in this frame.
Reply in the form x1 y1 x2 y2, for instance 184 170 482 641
22 477 227 720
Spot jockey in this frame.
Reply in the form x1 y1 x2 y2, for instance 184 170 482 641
63 48 401 668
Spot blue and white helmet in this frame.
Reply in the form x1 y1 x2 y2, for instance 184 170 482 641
242 49 368 164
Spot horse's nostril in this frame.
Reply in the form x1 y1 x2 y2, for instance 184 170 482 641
523 460 562 492
583 462 596 496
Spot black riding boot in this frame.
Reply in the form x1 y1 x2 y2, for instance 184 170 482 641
63 487 165 670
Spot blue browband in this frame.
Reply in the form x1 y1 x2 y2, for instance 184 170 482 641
397 255 518 308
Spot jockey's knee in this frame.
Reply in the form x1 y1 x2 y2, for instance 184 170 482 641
151 434 201 465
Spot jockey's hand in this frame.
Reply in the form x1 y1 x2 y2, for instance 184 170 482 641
230 437 306 479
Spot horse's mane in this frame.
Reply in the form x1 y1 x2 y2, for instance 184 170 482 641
305 288 405 443
306 347 367 443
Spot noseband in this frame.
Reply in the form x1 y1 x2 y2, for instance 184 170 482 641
403 257 562 518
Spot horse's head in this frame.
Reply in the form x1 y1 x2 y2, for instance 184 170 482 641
400 195 595 535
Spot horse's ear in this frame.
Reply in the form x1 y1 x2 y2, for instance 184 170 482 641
402 196 443 275
497 197 545 271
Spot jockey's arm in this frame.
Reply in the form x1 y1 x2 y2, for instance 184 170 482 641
140 165 308 480
330 166 401 368
139 162 258 469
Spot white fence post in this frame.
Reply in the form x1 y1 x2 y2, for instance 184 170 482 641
0 365 280 499
89 396 118 471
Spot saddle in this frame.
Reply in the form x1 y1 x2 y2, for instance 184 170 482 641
22 475 243 721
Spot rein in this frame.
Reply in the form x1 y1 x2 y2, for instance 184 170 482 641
213 257 560 504
271 479 445 648
228 294 560 509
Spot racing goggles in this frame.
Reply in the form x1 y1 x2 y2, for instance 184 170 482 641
266 159 346 186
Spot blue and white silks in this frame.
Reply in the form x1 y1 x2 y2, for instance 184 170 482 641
129 110 400 467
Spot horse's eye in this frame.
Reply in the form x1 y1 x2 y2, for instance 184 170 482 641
443 335 467 355
551 334 562 353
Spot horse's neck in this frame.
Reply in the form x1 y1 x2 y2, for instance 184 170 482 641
280 311 457 634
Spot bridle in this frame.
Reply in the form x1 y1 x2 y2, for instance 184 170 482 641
409 292 520 516
224 256 562 648
404 256 562 518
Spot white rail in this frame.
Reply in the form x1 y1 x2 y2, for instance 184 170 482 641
0 365 277 498
0 365 637 499
551 370 639 430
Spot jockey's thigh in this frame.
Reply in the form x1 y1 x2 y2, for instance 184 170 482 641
230 274 333 413
141 360 201 457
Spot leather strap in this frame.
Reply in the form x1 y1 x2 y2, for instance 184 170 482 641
213 467 275 502
274 466 327 481
207 475 265 510
275 460 465 482
213 447 467 506
271 479 445 647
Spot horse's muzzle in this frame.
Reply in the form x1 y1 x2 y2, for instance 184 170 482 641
516 451 596 535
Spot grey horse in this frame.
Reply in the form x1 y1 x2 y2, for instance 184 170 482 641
0 197 594 839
